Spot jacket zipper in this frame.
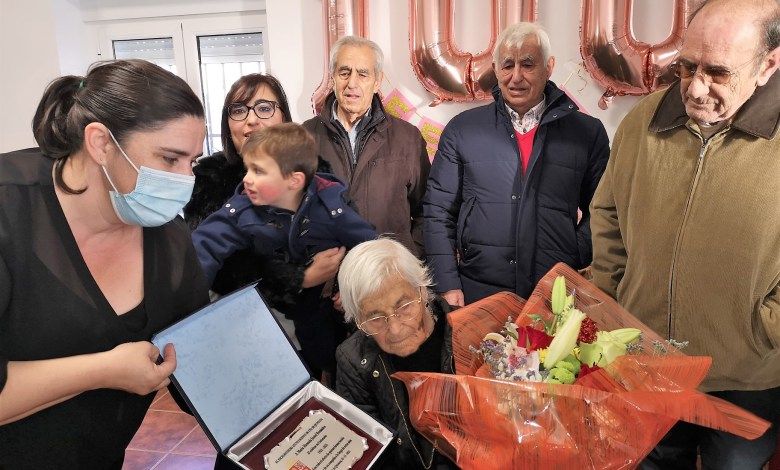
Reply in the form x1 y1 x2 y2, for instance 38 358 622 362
355 127 375 165
332 134 353 181
330 122 375 183
666 138 708 339
509 102 562 258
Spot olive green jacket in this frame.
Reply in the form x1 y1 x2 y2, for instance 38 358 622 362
590 75 780 392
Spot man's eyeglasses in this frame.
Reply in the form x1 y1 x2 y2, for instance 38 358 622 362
496 58 541 77
357 288 425 336
227 100 280 121
670 52 765 86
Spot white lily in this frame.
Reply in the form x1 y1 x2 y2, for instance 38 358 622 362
543 308 585 370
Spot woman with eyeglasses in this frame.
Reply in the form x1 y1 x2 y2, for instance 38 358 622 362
0 60 209 468
186 74 353 470
184 74 344 304
335 238 457 469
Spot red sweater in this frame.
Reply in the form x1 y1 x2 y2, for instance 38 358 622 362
515 126 538 175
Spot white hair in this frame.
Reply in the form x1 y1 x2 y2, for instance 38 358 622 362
492 22 552 67
337 238 432 324
329 36 384 76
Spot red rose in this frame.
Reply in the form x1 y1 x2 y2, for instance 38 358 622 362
516 326 553 350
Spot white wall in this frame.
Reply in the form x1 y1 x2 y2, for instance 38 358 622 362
52 0 92 76
1 0 677 153
0 0 63 152
0 0 267 153
77 0 266 21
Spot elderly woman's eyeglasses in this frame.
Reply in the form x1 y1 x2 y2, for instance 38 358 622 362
357 288 424 336
227 100 280 121
669 53 765 86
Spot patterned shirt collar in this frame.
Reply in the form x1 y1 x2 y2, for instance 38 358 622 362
506 94 546 134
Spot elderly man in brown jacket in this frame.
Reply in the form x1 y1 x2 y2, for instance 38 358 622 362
590 0 780 468
303 36 429 255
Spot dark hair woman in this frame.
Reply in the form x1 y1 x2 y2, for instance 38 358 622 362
184 74 347 470
184 73 343 308
0 59 209 468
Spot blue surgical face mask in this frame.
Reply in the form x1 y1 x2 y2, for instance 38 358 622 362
102 130 195 227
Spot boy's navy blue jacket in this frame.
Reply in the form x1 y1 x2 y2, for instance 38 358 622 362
192 173 377 286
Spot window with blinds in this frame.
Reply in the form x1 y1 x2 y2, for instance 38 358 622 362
198 33 265 154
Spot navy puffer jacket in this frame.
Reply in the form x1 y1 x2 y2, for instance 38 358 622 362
423 81 609 302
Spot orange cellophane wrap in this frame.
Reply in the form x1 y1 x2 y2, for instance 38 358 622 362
393 263 770 469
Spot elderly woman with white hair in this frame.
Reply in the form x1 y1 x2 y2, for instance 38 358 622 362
335 238 456 469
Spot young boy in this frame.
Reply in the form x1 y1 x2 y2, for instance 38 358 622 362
192 123 376 377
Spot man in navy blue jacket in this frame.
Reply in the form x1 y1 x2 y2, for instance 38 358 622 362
423 22 610 306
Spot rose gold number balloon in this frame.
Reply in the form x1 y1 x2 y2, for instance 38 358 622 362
580 0 689 109
409 0 472 105
409 0 537 105
311 0 369 115
645 0 690 90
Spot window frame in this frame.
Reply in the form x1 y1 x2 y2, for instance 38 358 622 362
91 12 269 156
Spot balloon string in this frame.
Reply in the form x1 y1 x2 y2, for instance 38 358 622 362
576 66 588 93
561 68 577 88
560 60 588 93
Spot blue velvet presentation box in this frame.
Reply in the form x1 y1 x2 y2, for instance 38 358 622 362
152 285 394 469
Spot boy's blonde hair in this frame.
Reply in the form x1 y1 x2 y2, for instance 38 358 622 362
242 123 318 185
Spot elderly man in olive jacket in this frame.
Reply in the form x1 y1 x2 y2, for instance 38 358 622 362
303 36 429 256
590 0 780 468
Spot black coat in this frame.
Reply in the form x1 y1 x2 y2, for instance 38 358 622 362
334 297 456 469
183 151 333 309
423 82 610 303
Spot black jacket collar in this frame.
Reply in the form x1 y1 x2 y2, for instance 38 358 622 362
319 92 388 133
492 80 577 126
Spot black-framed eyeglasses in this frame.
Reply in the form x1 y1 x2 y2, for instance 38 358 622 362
357 287 425 336
669 52 765 86
227 100 280 121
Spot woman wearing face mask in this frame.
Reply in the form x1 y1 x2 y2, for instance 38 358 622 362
184 74 344 305
0 60 209 468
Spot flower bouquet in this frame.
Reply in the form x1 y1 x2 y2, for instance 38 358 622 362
393 263 770 469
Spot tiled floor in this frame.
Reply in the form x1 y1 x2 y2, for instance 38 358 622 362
122 390 217 470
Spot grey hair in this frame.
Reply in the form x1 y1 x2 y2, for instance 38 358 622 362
337 238 433 324
492 22 552 67
767 10 780 51
329 36 384 76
